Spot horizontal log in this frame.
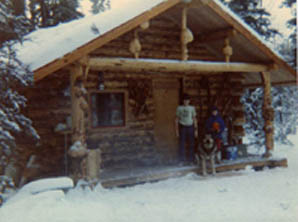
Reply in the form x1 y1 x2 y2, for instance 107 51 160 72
99 42 210 55
233 117 245 126
148 19 178 29
104 35 181 46
103 81 129 88
88 129 154 140
102 40 212 59
229 74 245 81
243 80 297 88
83 57 274 74
198 27 237 43
103 72 154 79
233 126 245 136
86 74 99 81
92 48 215 61
128 122 154 130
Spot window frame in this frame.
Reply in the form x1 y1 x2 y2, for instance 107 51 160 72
88 89 128 130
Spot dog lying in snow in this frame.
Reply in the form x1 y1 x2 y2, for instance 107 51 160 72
195 133 218 176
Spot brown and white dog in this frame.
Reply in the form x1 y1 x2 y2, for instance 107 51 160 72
195 133 218 176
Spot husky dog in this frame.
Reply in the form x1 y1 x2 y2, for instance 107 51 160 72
195 133 218 176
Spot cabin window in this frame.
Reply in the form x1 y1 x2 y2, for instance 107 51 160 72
90 91 126 128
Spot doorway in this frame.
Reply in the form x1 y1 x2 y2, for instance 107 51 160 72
153 78 180 164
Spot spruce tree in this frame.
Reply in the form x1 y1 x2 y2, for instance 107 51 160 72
0 0 30 44
273 0 296 139
220 0 297 148
220 0 279 40
0 1 38 200
28 0 83 28
281 0 296 68
242 86 298 148
90 0 110 14
272 86 298 145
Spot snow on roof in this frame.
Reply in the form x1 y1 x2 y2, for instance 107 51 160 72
16 0 166 71
16 0 286 73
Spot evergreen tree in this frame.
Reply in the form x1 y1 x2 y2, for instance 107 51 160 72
220 0 279 40
242 86 298 148
90 0 110 15
272 86 298 145
0 0 38 198
281 0 297 68
0 42 39 164
10 0 26 16
28 0 83 28
0 0 30 45
220 0 297 148
241 88 265 148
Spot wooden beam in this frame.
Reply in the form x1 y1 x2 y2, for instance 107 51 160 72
243 80 297 88
188 0 212 7
81 57 275 74
260 71 274 158
33 0 181 82
198 27 237 43
187 0 213 9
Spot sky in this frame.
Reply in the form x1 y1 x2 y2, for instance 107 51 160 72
262 0 295 36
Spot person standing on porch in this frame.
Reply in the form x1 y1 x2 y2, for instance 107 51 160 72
175 94 198 165
205 106 226 162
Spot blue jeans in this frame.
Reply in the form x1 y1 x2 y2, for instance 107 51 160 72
179 124 195 163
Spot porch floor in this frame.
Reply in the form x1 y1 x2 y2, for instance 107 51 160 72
99 156 288 188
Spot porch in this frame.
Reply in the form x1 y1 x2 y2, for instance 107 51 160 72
99 156 287 188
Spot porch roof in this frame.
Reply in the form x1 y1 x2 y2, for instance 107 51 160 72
16 0 296 86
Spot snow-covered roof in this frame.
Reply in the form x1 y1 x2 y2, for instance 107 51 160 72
16 0 166 71
16 0 296 85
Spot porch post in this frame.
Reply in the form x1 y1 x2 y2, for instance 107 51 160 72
69 64 101 182
68 65 90 180
260 71 274 157
70 64 86 145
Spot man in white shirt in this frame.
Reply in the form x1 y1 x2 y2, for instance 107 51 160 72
175 94 198 165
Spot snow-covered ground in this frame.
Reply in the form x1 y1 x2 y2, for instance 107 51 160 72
1 133 298 222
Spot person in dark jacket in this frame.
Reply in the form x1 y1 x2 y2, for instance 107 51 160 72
205 106 226 161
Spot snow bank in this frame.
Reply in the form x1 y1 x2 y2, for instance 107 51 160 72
5 177 73 206
1 137 298 222
19 177 73 194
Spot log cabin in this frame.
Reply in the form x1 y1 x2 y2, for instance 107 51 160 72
14 0 296 186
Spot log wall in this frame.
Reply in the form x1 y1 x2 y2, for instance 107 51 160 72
21 71 71 179
89 14 219 61
182 74 246 143
85 70 161 169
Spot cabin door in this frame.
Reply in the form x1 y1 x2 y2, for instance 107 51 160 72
153 79 180 163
